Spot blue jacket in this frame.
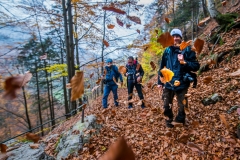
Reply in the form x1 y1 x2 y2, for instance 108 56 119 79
125 63 144 83
158 46 200 91
105 65 123 85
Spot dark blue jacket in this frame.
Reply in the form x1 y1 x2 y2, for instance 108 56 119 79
158 46 200 91
105 65 123 85
125 63 144 83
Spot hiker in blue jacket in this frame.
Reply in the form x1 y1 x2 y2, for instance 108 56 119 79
158 29 200 128
102 58 123 108
125 56 145 109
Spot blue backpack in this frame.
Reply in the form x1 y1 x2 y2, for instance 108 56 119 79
105 65 120 82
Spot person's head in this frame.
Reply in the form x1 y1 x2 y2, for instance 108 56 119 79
106 58 113 67
127 56 134 66
170 28 182 45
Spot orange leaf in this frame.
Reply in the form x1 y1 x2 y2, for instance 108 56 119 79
157 32 174 48
127 15 141 24
150 61 156 71
96 79 101 85
103 40 109 47
119 66 127 74
180 40 192 50
71 71 84 101
26 133 40 143
99 137 135 160
107 24 115 29
0 144 7 153
219 114 229 128
87 84 90 89
116 17 124 27
102 6 126 14
165 17 170 24
193 38 204 54
160 67 174 83
203 76 212 84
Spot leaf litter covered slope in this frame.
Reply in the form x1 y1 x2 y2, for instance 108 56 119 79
44 56 240 159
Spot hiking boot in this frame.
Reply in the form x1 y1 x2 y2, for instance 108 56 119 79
163 106 173 120
165 119 174 128
115 102 119 107
128 105 133 109
175 111 186 124
141 103 145 109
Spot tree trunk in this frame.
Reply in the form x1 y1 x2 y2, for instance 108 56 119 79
201 0 208 17
207 0 220 18
35 62 43 136
100 0 107 94
60 39 70 117
67 0 77 114
172 0 175 27
22 86 32 131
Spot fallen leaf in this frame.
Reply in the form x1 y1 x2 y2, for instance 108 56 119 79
136 29 140 34
187 142 204 154
165 17 170 24
157 32 174 48
102 6 126 14
92 85 100 92
26 133 40 143
150 61 156 71
119 66 127 74
165 131 172 137
178 133 190 144
193 38 204 54
126 24 131 28
222 1 226 6
87 84 90 89
71 71 84 101
96 79 101 85
29 144 39 149
229 69 240 76
116 17 124 27
237 108 240 115
99 137 135 160
182 153 187 160
90 73 94 78
0 144 7 153
127 15 141 24
219 114 229 128
180 41 191 50
107 24 115 29
203 76 212 84
103 40 109 47
160 67 174 83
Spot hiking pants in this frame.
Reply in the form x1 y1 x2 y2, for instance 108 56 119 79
127 82 144 106
102 84 118 108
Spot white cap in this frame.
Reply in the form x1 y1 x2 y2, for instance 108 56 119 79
170 29 182 38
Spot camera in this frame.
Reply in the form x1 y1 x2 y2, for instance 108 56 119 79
103 79 107 84
183 73 194 82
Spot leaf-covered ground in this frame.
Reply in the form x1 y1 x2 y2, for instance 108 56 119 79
44 53 240 160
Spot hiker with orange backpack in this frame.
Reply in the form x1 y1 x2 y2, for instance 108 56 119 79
125 56 145 109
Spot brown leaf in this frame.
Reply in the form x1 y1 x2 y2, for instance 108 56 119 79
136 64 141 71
90 73 94 78
165 131 172 137
103 40 109 47
71 71 84 101
126 24 131 28
119 66 127 74
92 85 100 92
26 133 40 143
29 144 39 149
157 32 174 48
222 1 226 6
3 72 32 100
193 38 204 54
203 76 212 84
187 142 204 154
219 114 229 128
237 108 240 115
127 15 141 24
182 153 187 160
150 61 156 71
116 17 124 27
178 133 190 144
136 29 140 34
198 16 211 26
102 6 126 14
229 69 240 76
0 144 7 153
165 17 170 24
192 121 200 128
99 137 135 160
107 24 115 29
96 79 101 85
87 84 90 89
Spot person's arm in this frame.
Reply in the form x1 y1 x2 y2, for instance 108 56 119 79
181 47 200 72
138 64 144 78
115 66 123 82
